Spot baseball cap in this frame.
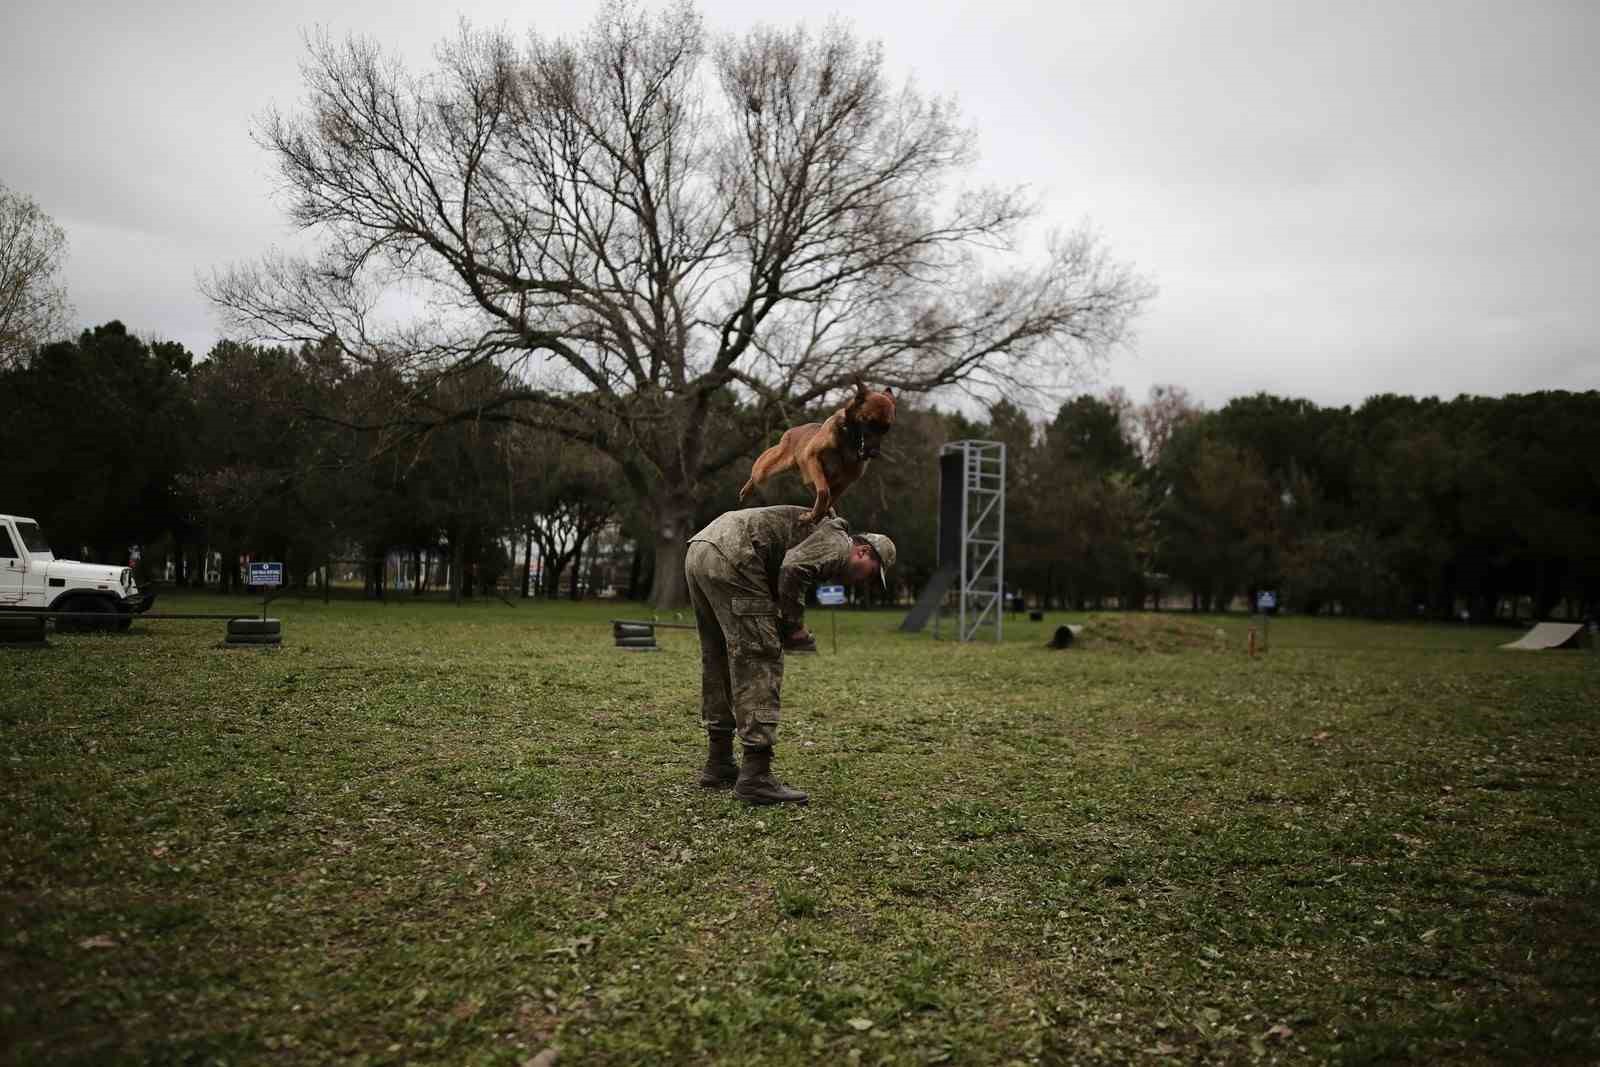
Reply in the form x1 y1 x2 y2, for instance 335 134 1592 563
857 533 896 590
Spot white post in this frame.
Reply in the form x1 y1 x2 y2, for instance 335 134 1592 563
996 441 1006 644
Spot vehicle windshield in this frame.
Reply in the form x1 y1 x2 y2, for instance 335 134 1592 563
13 521 52 554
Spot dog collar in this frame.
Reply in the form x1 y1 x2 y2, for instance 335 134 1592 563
847 420 867 459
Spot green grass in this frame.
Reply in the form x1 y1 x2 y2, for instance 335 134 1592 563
3 593 1598 1065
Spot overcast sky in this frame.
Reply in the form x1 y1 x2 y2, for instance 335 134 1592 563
2 0 1595 412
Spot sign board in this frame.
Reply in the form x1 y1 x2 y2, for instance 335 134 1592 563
1256 590 1277 611
248 562 285 588
817 584 847 606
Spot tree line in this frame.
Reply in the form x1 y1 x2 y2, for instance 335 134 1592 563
2 320 1595 620
1 323 627 601
4 2 1592 621
986 387 1600 622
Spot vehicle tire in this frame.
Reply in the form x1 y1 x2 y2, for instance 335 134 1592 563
227 618 282 636
58 596 116 634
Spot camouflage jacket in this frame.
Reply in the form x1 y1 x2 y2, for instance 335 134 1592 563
687 505 853 626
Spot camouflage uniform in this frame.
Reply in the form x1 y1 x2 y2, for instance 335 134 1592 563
685 505 854 747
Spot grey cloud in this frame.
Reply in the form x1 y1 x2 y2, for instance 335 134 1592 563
2 0 1593 406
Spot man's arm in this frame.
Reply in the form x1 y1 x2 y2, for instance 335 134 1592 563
776 520 852 628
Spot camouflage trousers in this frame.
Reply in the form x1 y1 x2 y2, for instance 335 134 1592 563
684 541 784 748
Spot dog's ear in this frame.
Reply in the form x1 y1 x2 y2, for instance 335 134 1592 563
883 386 894 399
844 378 868 412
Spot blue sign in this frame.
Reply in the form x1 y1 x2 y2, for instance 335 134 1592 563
817 584 847 606
248 562 285 587
1256 590 1277 611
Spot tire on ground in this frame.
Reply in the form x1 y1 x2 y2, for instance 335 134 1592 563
228 618 282 636
615 635 658 648
224 633 283 646
0 615 48 644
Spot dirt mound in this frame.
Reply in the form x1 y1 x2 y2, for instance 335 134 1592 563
1068 613 1229 654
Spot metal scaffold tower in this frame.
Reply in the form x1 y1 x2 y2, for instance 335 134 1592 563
940 439 1005 643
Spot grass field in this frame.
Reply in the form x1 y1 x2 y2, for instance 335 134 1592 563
3 593 1598 1065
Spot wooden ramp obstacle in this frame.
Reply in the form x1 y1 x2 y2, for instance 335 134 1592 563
1500 622 1588 651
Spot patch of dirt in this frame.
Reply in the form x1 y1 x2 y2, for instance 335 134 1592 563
1065 613 1231 654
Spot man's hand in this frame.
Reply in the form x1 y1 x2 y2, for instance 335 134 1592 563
779 618 817 652
783 626 818 653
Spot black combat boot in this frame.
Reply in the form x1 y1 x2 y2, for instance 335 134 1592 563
698 732 739 788
733 745 809 805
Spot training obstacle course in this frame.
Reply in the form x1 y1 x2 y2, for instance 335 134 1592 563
609 616 822 654
225 618 282 646
0 609 285 648
0 614 48 646
900 440 1006 642
1047 624 1084 649
898 446 963 634
900 567 957 635
1500 622 1589 651
611 618 694 651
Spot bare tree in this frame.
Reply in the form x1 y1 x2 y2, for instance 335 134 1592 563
501 422 621 599
0 181 72 369
1134 384 1201 466
206 1 1152 607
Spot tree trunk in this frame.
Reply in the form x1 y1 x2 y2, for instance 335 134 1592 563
522 527 534 598
540 540 567 599
1535 558 1559 620
647 497 695 610
569 535 586 600
627 542 643 600
451 534 465 605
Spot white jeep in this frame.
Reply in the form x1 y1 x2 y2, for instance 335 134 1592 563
0 513 156 631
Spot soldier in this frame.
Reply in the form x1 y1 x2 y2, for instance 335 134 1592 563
685 505 896 805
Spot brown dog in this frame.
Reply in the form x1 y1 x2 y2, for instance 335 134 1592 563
740 382 897 523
